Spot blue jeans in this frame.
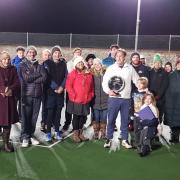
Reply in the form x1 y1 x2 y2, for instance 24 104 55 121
92 109 107 123
106 97 130 140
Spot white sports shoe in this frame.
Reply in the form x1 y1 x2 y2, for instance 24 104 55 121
122 140 132 149
31 137 40 145
22 139 29 147
104 139 112 148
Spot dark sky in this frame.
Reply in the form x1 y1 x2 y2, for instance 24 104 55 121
0 0 180 35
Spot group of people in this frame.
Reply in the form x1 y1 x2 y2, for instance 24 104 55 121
0 44 180 153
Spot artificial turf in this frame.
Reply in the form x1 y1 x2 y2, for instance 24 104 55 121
0 139 180 180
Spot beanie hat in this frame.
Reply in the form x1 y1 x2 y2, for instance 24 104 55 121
93 58 102 65
26 46 37 56
51 46 61 55
176 58 180 66
153 53 162 63
73 56 84 68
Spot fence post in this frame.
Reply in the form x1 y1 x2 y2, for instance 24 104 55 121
26 32 29 47
168 34 172 54
117 34 120 46
70 33 72 49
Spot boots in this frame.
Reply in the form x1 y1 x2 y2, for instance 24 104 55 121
72 130 81 143
2 128 14 152
100 122 106 139
79 129 89 141
93 121 100 139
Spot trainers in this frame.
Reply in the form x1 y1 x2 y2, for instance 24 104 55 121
46 133 52 142
104 139 112 148
30 137 40 145
122 140 132 149
22 139 29 147
54 132 63 141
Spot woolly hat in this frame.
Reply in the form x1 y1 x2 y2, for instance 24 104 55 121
153 53 162 63
26 46 37 56
93 58 102 65
51 46 61 55
176 58 180 66
85 54 96 62
140 54 145 59
73 56 84 68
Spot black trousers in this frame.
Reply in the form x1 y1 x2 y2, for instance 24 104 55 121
46 106 62 133
21 96 41 140
72 114 86 130
41 93 48 125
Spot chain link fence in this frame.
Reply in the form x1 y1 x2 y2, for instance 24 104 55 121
0 32 180 51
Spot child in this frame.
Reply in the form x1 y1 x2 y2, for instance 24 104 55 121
91 58 108 139
66 56 94 143
134 93 159 156
0 51 20 152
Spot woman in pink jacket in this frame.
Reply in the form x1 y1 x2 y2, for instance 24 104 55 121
66 56 94 143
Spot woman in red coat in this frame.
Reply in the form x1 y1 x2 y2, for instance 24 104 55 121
0 51 20 152
66 56 94 143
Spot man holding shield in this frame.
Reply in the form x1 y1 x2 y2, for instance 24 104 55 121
102 48 139 149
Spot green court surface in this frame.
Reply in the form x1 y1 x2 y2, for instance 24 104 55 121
0 139 180 180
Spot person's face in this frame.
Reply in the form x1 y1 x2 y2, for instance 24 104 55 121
132 55 140 66
176 63 180 70
144 95 153 105
111 47 118 58
94 62 102 71
76 61 84 70
26 49 36 61
52 51 61 61
1 57 10 67
115 51 126 66
165 64 172 73
154 61 162 70
74 50 82 58
140 58 146 65
42 51 51 61
87 58 94 67
137 81 145 90
17 50 24 59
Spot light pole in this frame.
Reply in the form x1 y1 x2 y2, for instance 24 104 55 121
135 0 141 51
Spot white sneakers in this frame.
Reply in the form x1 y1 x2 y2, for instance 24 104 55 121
21 137 40 147
121 140 132 149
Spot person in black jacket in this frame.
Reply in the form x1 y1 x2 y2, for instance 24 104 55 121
20 46 47 147
149 54 169 123
164 59 180 143
44 46 67 142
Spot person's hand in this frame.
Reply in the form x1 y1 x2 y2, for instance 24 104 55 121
5 87 9 93
0 93 5 98
5 89 12 96
55 87 64 94
108 90 118 96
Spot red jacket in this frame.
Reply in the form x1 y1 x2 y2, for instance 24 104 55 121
66 69 94 104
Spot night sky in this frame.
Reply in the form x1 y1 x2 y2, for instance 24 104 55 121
0 0 180 35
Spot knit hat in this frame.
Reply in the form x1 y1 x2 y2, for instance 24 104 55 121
73 56 84 68
85 54 96 62
26 46 37 56
153 53 162 63
176 58 180 66
51 46 61 55
93 58 102 65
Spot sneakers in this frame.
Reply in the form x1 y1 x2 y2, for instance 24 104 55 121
54 132 63 141
22 139 29 147
46 133 52 142
104 139 112 148
30 137 40 145
122 140 132 149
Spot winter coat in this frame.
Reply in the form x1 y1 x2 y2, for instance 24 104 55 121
164 70 180 127
102 54 115 67
0 64 20 126
66 69 94 104
91 68 108 110
19 58 47 97
44 59 67 108
149 67 169 102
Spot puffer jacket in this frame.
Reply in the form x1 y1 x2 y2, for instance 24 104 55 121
19 58 47 97
66 69 94 104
